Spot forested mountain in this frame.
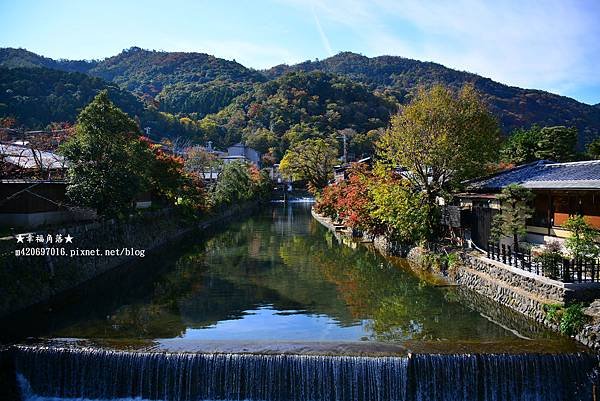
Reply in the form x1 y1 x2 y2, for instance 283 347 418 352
88 47 267 117
0 47 266 119
0 67 203 139
1 47 599 151
266 52 600 146
206 71 396 157
0 48 94 74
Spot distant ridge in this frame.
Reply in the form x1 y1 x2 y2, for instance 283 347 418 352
265 52 600 146
1 47 599 147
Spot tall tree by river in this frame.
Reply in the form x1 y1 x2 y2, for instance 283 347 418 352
377 84 500 237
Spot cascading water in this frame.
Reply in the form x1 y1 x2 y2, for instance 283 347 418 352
410 353 598 401
14 346 408 401
11 346 599 401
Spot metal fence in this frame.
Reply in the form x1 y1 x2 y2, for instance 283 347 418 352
487 242 600 283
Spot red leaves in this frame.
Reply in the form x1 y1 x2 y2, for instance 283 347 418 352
315 162 386 235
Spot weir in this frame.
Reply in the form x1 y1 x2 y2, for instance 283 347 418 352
11 345 599 401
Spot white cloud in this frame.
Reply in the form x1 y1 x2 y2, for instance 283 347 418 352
280 0 600 101
311 2 334 57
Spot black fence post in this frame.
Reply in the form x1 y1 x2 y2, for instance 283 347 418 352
562 259 571 283
501 244 506 264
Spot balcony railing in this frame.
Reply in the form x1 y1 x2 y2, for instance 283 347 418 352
487 242 600 283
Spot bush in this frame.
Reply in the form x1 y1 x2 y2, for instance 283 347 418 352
560 304 587 336
314 182 345 221
535 241 563 280
564 216 600 262
544 303 588 336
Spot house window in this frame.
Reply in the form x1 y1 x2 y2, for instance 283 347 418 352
552 195 570 227
581 193 600 229
530 193 549 227
551 192 600 229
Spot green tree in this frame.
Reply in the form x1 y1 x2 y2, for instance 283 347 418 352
563 215 600 261
377 84 500 237
501 125 542 164
282 123 323 149
491 184 534 251
243 128 279 154
60 91 150 217
535 126 577 162
349 128 383 159
212 161 258 207
279 138 338 193
369 169 430 244
587 138 600 160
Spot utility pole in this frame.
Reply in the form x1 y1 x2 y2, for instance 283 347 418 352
342 133 347 164
337 131 348 165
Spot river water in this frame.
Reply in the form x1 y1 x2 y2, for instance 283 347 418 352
4 203 598 400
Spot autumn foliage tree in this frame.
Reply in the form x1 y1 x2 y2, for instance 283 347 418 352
279 138 338 194
61 91 208 217
314 163 428 244
335 163 385 235
139 137 206 213
377 84 500 238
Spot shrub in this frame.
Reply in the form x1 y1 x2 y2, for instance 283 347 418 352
314 182 345 221
336 163 386 235
544 303 588 336
564 216 600 262
535 241 563 280
560 304 587 336
369 170 430 244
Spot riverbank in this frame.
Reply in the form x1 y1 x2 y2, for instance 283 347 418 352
311 209 600 349
0 202 260 318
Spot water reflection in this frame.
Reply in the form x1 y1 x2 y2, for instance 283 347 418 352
5 203 569 346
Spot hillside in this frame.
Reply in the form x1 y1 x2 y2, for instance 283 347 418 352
0 66 203 139
205 71 396 158
1 48 599 150
0 47 266 119
0 47 95 74
266 52 600 146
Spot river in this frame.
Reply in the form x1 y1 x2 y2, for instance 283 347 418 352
3 203 598 400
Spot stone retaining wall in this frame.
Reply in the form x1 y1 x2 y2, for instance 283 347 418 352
455 261 555 323
462 254 569 304
0 202 259 318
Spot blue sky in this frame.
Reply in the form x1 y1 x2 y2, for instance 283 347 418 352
1 0 599 104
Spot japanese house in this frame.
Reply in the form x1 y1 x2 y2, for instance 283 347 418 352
457 160 600 249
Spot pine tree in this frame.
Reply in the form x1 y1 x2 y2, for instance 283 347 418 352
491 184 534 251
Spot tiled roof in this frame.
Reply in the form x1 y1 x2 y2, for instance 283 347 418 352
468 160 600 191
0 143 66 170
